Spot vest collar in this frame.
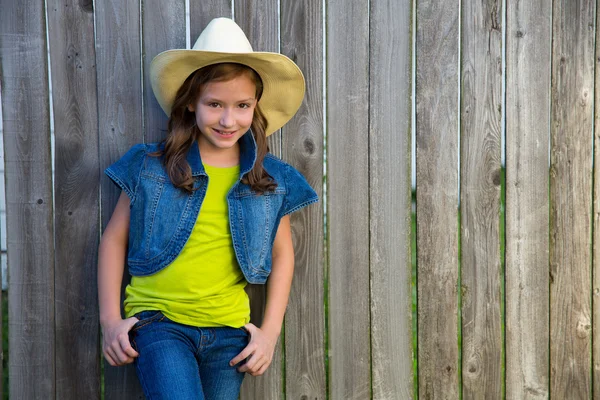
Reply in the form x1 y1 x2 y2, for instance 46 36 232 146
187 130 258 177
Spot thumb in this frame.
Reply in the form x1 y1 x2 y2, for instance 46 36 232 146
126 316 139 330
243 322 257 335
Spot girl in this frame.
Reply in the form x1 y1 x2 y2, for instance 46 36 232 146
98 18 317 399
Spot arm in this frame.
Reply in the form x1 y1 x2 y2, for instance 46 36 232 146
230 214 295 376
98 192 139 366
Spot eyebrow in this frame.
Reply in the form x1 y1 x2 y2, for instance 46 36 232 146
202 97 256 103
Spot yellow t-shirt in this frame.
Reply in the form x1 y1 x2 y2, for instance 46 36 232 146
124 164 250 328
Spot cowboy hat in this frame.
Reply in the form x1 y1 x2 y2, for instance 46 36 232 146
150 17 305 136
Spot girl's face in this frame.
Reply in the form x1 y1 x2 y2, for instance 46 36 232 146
188 74 257 158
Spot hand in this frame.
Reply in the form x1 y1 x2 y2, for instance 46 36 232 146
101 317 140 366
229 323 279 376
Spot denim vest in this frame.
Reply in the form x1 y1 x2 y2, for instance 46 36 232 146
105 132 318 284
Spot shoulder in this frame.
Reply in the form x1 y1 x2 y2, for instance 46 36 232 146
263 153 296 185
263 153 314 190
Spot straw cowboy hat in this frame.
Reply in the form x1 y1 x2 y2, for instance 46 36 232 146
150 17 305 136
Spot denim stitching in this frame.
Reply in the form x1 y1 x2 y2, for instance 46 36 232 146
145 182 164 259
131 312 165 332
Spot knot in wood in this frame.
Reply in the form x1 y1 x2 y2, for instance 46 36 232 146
576 318 591 338
304 138 315 155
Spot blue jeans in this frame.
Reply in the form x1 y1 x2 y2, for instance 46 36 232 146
129 310 249 400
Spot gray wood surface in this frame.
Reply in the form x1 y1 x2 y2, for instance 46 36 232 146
0 0 56 398
327 1 371 398
234 1 284 398
550 1 594 398
416 0 460 398
368 0 413 398
95 0 144 397
280 0 326 398
189 0 232 44
595 5 600 398
459 0 503 398
142 0 185 143
505 1 551 398
46 0 101 397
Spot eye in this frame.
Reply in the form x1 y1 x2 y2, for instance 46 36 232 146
207 102 220 108
238 103 251 109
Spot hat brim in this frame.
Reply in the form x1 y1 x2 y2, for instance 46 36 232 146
150 50 305 136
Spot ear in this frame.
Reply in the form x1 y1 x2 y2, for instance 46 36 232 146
187 104 195 112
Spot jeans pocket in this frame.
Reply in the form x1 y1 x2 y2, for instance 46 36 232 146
131 310 165 332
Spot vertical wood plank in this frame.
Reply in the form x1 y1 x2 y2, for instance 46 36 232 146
95 0 144 397
369 0 413 398
505 0 551 398
189 1 232 45
460 0 503 398
327 1 371 398
280 0 326 398
0 0 56 398
594 3 600 397
550 1 594 398
142 0 186 143
46 0 101 398
416 0 460 398
233 2 284 399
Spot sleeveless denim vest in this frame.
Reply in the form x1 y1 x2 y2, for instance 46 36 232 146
105 131 318 284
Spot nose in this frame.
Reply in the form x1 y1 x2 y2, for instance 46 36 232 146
220 108 235 128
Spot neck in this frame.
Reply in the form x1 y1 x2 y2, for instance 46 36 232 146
198 141 240 167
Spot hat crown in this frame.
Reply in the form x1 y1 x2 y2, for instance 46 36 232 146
192 18 253 53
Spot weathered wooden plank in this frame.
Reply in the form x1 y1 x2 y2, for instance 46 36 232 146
233 1 284 398
0 0 56 398
95 0 144 397
460 0 503 399
280 0 326 398
142 0 185 143
416 0 460 398
550 0 594 398
327 1 371 399
505 0 551 398
189 1 232 45
46 0 101 398
594 5 600 398
369 0 413 398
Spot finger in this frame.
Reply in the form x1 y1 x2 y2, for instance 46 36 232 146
243 323 256 335
111 341 134 365
239 353 263 373
104 350 117 367
230 344 255 366
248 358 268 376
254 362 270 376
119 333 139 358
105 348 119 367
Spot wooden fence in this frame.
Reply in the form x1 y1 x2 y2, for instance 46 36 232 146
0 0 599 399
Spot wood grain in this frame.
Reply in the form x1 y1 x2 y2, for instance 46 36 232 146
280 0 326 398
47 0 101 397
234 1 284 398
460 0 503 398
327 1 371 398
142 0 185 143
416 0 460 398
505 0 551 398
95 0 144 397
0 0 56 397
550 0 594 398
594 3 600 397
189 0 232 45
369 0 413 398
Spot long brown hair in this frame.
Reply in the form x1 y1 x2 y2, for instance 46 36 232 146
155 63 276 194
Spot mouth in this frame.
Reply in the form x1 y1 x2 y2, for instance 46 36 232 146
212 128 237 138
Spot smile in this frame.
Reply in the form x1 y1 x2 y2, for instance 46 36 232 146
213 129 236 137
